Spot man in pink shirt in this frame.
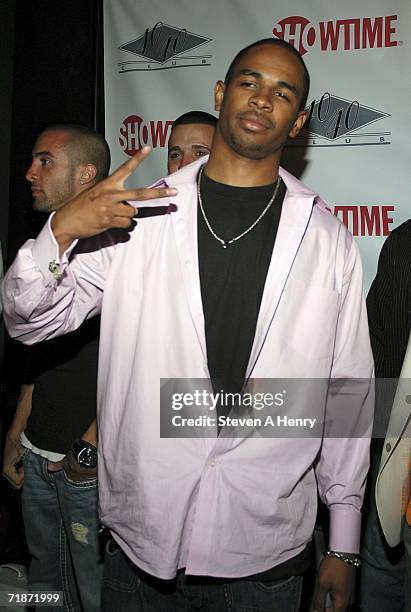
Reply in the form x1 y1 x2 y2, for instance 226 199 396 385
2 40 373 611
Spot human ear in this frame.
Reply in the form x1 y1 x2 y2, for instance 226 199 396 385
288 110 308 139
79 164 97 185
214 80 226 112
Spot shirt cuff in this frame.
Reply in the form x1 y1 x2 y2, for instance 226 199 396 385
329 505 362 554
32 213 78 280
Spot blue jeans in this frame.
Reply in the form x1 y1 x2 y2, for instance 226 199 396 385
21 449 103 611
359 451 405 612
101 539 303 612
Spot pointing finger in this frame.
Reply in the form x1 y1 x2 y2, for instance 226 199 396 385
122 186 178 205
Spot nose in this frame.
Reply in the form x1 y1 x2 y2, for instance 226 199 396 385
249 87 273 112
25 160 37 183
179 154 191 170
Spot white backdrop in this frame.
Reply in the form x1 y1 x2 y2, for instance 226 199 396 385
104 0 411 290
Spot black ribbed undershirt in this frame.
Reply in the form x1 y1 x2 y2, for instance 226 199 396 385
197 171 311 580
198 172 284 414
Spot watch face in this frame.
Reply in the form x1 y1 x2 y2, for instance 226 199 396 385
73 441 97 468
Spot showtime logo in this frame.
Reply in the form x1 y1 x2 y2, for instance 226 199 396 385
119 115 174 156
272 15 399 55
333 205 394 236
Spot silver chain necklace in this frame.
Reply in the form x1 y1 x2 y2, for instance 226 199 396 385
197 166 282 249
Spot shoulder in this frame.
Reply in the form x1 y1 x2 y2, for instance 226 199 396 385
280 167 352 245
385 218 411 248
377 217 411 268
391 217 411 235
279 166 333 217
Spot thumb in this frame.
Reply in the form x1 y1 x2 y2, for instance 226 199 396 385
48 460 64 472
312 583 327 612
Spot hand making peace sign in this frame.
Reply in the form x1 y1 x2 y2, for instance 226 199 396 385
51 146 178 254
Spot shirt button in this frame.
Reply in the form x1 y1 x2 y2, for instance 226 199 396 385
179 218 185 224
405 395 411 404
185 260 192 269
385 442 392 453
210 458 216 467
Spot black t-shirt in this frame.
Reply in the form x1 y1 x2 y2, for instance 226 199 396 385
198 172 285 413
23 316 100 454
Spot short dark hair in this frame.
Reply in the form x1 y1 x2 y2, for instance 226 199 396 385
172 111 218 131
42 123 111 181
224 38 310 110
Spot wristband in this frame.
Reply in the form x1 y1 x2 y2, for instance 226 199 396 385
324 550 361 568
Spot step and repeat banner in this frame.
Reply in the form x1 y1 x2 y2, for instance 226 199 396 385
104 0 410 290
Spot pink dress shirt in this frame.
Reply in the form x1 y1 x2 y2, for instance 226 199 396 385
2 159 373 579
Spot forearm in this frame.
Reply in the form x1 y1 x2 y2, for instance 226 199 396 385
317 237 374 553
3 384 33 488
7 384 34 439
2 217 108 343
316 373 373 553
316 437 370 553
2 219 76 342
51 210 79 257
79 419 98 447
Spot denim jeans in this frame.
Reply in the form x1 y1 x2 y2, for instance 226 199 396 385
359 451 405 612
101 539 303 612
21 449 103 611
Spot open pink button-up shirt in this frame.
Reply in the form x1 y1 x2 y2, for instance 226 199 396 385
2 159 373 579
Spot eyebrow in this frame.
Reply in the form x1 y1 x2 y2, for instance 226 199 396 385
238 69 299 97
33 150 56 158
168 144 210 152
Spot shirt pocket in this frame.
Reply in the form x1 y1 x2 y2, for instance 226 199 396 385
280 279 339 360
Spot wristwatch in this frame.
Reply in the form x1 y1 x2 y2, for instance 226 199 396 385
71 439 98 469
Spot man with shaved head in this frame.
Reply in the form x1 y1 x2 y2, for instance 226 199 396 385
29 124 110 213
2 124 110 611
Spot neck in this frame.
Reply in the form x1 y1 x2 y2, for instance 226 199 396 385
205 134 281 187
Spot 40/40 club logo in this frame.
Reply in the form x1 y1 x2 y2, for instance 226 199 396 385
119 115 174 155
289 93 391 147
272 15 399 55
118 21 212 72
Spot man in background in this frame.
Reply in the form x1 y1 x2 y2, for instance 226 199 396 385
360 218 411 612
167 110 217 174
2 124 110 611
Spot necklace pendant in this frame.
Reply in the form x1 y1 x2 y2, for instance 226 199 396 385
197 166 282 250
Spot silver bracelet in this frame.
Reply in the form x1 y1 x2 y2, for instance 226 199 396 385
324 550 361 568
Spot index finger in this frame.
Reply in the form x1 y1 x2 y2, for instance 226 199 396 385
2 472 23 489
312 585 326 612
110 146 152 185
